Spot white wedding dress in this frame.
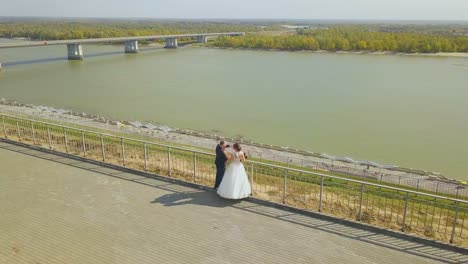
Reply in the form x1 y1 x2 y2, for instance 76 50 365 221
217 151 251 199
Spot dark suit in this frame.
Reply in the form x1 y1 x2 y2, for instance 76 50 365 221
214 144 229 189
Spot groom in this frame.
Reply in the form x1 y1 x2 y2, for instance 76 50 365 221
214 140 230 189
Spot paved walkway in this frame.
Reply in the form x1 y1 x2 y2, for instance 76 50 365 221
0 141 466 264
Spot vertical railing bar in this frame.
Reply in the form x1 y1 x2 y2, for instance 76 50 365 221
358 183 364 222
402 192 410 232
121 138 125 166
47 125 52 149
459 211 465 237
329 181 334 211
100 134 105 162
430 198 436 231
1 115 7 138
250 163 254 195
383 193 388 222
81 130 86 157
144 143 148 171
31 122 36 145
409 196 416 229
449 202 460 244
437 200 444 232
283 169 287 204
193 152 197 182
444 206 451 233
319 176 324 212
16 121 21 142
422 201 430 229
63 128 69 153
168 147 171 176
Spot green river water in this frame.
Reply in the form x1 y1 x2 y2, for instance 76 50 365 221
0 41 467 180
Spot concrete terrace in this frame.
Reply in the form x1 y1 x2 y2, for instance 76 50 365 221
0 141 466 264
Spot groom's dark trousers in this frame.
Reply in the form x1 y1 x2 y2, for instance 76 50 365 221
215 163 226 189
214 144 229 189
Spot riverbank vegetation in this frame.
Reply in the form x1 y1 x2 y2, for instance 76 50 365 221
213 27 468 53
2 19 468 53
0 21 266 40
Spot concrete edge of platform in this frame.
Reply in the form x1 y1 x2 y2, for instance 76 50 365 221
1 138 467 255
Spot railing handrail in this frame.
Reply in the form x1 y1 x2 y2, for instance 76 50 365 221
2 113 467 204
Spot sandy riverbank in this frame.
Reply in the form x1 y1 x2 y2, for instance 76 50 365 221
207 45 468 59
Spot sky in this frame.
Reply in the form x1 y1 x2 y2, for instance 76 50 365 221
1 0 468 21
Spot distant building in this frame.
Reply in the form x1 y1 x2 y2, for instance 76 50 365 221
281 25 311 29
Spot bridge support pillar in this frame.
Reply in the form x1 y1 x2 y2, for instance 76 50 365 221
196 36 208 43
124 40 139 53
165 38 178 48
67 44 83 60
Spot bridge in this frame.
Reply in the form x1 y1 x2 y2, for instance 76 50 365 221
0 32 244 68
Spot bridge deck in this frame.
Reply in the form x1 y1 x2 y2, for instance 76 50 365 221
0 141 466 264
0 32 243 49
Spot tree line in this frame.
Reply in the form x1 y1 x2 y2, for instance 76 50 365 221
0 21 263 40
2 21 467 53
213 27 468 53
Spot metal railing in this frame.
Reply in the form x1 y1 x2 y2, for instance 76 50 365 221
1 113 467 246
250 152 467 197
1 102 465 198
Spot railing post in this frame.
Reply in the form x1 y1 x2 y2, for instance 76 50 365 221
250 163 254 195
16 121 21 142
100 134 105 161
144 143 148 171
450 202 460 244
358 183 364 221
121 138 125 166
319 176 324 212
1 115 7 138
401 192 410 232
282 169 288 204
31 122 36 145
46 125 52 149
193 152 197 182
168 147 171 176
63 128 69 153
81 131 86 157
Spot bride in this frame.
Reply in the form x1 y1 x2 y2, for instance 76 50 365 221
217 143 251 199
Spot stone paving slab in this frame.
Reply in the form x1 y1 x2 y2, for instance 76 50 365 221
0 142 466 264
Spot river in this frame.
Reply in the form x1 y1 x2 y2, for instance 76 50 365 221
1 40 467 180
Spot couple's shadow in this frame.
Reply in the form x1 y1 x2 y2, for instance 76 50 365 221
150 190 242 208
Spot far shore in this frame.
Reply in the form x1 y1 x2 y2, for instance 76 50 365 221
3 37 468 59
206 45 468 59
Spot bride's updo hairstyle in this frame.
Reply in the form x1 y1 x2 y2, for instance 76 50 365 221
233 143 242 152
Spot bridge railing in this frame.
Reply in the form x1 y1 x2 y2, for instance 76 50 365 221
1 113 467 246
0 32 246 48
